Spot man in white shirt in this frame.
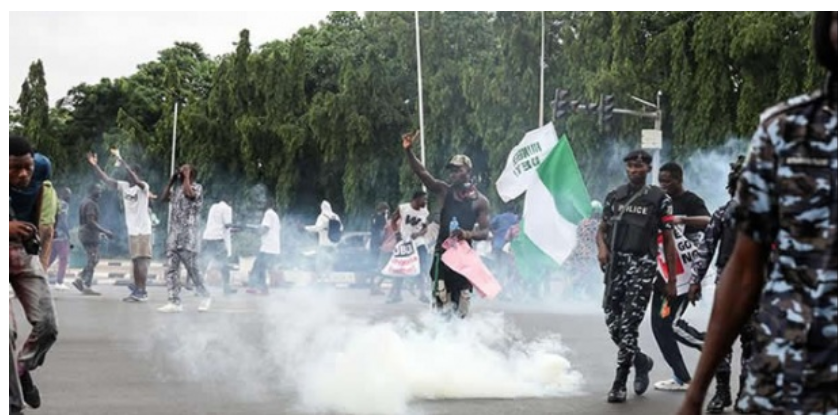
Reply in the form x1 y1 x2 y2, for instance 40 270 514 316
202 194 236 295
387 191 430 304
247 198 281 295
86 151 153 302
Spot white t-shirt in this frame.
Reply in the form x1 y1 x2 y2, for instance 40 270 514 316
399 203 429 247
203 201 233 255
260 208 281 254
117 180 152 236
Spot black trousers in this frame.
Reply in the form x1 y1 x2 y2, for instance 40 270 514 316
651 287 705 383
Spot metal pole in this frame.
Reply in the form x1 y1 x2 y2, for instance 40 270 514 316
167 101 179 231
415 11 426 167
652 93 662 186
170 101 179 178
539 11 545 127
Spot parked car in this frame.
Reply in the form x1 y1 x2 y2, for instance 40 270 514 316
290 231 375 274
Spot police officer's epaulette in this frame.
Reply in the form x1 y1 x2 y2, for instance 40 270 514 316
758 91 822 125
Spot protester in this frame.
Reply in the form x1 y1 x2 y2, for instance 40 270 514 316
403 130 491 318
651 161 711 392
73 183 113 296
9 135 58 413
48 187 72 291
87 151 153 302
157 164 211 313
247 198 281 295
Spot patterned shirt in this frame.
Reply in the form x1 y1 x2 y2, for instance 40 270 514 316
568 217 600 264
166 183 203 252
734 88 837 413
690 199 736 285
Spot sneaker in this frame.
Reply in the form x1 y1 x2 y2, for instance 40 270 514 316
198 297 212 312
72 278 85 293
122 292 146 303
157 302 183 313
20 370 40 409
654 378 689 391
81 287 101 296
53 282 68 291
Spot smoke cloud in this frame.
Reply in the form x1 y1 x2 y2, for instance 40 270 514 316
142 288 584 414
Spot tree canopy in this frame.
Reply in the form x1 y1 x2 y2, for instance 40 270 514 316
11 11 824 227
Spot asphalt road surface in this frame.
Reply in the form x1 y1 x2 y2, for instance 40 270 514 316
11 282 729 415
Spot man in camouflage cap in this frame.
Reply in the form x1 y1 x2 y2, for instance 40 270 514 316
680 11 837 414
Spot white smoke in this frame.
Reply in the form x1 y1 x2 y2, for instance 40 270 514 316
143 288 583 414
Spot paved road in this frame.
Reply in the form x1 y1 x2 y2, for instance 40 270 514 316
12 282 729 415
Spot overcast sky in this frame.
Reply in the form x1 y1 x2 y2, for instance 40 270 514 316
9 11 331 107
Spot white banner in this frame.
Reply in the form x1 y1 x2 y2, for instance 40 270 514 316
656 225 699 296
494 122 559 203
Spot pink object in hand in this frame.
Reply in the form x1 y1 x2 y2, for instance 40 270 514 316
441 238 502 299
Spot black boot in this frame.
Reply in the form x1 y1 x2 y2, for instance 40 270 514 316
607 367 630 403
633 352 654 395
20 370 40 409
706 372 732 414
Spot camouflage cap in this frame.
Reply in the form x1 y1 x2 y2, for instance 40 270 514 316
446 154 473 170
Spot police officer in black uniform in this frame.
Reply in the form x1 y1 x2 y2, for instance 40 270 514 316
597 149 679 403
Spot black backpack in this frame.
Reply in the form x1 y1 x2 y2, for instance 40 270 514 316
328 218 342 243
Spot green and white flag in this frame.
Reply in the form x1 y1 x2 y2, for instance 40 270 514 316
495 123 560 203
509 133 591 279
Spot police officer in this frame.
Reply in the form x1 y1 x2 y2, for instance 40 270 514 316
680 11 837 414
597 149 679 403
688 156 753 414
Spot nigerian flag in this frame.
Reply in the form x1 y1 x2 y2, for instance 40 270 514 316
510 133 591 279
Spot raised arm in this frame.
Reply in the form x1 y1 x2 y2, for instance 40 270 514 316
402 131 447 195
160 173 178 203
113 152 146 191
181 166 198 200
86 152 118 189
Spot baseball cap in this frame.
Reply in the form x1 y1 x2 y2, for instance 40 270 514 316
446 154 473 170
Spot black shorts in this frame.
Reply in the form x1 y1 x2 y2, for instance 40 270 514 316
430 250 472 293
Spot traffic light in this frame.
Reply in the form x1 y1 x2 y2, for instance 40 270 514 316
552 89 570 120
599 94 616 131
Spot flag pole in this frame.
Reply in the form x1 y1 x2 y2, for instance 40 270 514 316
539 11 545 127
167 101 178 232
415 11 426 167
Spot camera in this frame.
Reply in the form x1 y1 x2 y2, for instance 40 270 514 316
23 233 41 256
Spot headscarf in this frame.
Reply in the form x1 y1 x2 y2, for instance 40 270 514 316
321 200 339 220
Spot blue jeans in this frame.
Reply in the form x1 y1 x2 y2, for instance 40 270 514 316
248 252 279 290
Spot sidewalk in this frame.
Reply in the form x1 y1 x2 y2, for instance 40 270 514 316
48 258 366 289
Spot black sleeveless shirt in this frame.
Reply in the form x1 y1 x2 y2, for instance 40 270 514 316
437 189 479 251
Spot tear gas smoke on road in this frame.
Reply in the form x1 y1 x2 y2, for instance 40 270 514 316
143 288 584 414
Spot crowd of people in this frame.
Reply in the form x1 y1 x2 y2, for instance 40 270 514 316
8 11 836 415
